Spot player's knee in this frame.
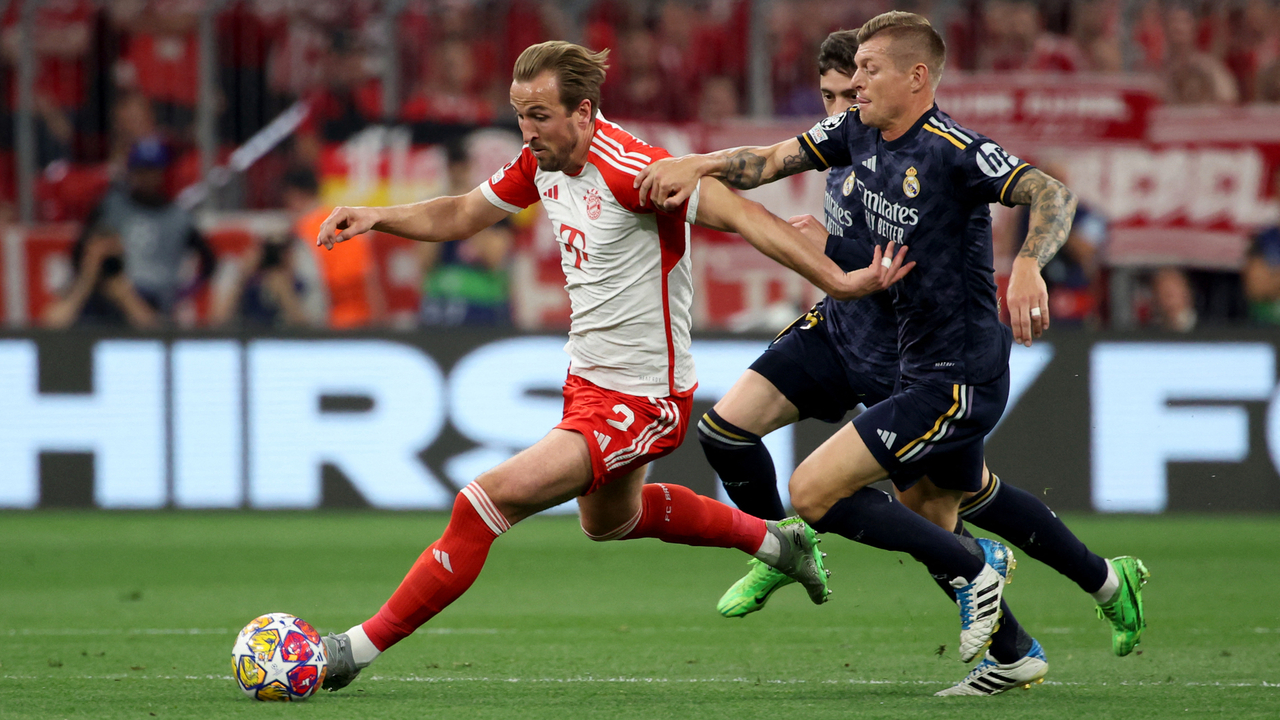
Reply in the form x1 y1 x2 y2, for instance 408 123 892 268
787 471 828 524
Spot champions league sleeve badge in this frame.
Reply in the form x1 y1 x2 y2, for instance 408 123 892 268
842 169 856 196
903 167 920 198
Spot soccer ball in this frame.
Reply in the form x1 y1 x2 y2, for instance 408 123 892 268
231 613 328 701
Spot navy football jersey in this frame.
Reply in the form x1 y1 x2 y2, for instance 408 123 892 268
797 104 1024 385
819 167 899 391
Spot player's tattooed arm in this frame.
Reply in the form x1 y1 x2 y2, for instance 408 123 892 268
1008 168 1078 269
719 142 817 190
636 138 817 210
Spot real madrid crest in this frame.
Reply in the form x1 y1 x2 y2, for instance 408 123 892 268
903 166 920 198
842 169 856 196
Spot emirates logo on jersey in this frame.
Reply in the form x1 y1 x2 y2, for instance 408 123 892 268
585 188 603 221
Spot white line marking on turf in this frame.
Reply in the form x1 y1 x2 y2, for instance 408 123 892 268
5 628 231 636
2 675 1276 688
3 627 499 637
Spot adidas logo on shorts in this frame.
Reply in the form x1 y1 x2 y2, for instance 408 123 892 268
877 429 897 449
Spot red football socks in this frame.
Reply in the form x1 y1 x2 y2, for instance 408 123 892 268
361 484 510 652
622 482 766 554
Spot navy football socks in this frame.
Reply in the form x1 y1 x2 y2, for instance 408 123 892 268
697 409 787 521
962 474 1109 595
811 488 985 583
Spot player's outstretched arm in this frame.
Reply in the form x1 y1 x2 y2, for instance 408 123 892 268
635 138 816 212
1005 168 1078 347
316 187 510 250
693 179 913 301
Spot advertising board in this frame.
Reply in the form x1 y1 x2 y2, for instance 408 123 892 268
4 330 1278 514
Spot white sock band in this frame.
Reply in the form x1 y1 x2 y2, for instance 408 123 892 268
753 531 782 565
346 624 381 668
461 483 511 536
582 507 643 541
1091 559 1120 604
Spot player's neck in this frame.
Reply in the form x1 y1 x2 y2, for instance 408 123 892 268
880 94 935 142
562 123 597 176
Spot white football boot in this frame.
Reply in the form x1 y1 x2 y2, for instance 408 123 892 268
936 639 1048 696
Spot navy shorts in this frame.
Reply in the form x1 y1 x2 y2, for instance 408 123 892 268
852 370 1010 493
749 306 893 424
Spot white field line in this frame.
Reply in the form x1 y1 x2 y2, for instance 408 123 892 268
4 627 499 637
0 674 1277 689
10 626 1280 637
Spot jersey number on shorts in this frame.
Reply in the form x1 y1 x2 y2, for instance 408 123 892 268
606 404 635 431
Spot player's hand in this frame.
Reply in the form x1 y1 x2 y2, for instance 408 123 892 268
634 156 703 212
830 241 914 301
788 214 829 252
316 206 381 250
1007 257 1049 347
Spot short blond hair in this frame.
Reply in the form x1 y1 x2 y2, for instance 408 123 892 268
512 41 610 118
857 11 946 88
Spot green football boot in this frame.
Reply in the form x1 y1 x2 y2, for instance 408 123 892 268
763 517 831 605
1096 556 1151 656
716 558 796 618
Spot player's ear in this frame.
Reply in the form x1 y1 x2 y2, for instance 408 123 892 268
575 98 594 127
913 63 929 92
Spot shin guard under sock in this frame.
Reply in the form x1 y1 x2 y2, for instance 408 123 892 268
811 488 984 583
362 484 510 651
962 474 1109 594
622 482 767 555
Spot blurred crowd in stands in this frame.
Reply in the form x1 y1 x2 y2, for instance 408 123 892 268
2 0 1280 332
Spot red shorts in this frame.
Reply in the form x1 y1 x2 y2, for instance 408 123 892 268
555 374 694 494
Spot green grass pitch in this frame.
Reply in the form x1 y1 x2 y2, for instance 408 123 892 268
1 512 1276 719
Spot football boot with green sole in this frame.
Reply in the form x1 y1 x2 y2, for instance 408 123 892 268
716 558 796 618
1096 556 1150 656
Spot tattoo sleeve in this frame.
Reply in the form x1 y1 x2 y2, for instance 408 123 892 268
719 147 816 190
1008 168 1078 269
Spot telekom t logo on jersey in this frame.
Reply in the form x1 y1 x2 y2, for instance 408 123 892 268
558 223 588 268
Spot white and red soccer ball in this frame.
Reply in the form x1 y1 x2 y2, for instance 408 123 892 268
231 613 327 701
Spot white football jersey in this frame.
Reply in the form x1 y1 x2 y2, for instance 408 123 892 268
481 117 699 398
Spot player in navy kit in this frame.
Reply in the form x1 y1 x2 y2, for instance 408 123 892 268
636 14 1149 694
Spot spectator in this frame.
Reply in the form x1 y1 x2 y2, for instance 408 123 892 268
401 40 495 125
1 0 96 164
1259 57 1280 102
604 28 687 121
1239 226 1280 322
79 137 216 316
1150 266 1197 332
1072 0 1123 73
1162 6 1238 105
983 0 1084 72
286 166 385 329
1243 221 1280 325
418 141 511 327
42 227 159 329
297 29 383 144
110 0 203 137
108 92 160 176
209 233 312 329
698 75 742 124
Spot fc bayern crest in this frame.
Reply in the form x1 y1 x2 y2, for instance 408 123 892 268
903 167 921 198
842 170 856 196
585 188 602 221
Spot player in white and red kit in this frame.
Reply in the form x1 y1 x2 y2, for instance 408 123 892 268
311 41 912 692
